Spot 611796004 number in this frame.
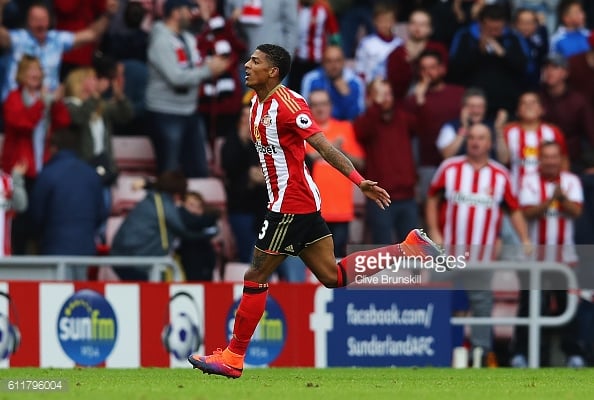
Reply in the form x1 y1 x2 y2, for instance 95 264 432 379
1 379 68 392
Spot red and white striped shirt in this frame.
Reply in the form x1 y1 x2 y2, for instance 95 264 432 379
519 171 583 264
504 122 567 193
296 2 339 63
249 85 322 214
429 156 519 261
0 172 14 256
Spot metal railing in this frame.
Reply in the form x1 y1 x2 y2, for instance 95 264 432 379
449 261 578 368
0 256 183 282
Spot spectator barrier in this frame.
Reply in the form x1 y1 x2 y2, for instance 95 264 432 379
451 261 579 368
0 256 182 282
0 262 578 368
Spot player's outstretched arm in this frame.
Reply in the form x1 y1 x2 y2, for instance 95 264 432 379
306 132 391 209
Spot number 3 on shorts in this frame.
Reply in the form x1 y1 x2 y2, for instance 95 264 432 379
258 220 269 240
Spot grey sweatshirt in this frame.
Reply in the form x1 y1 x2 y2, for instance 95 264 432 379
145 21 212 115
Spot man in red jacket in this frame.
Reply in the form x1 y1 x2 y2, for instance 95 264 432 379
354 79 419 244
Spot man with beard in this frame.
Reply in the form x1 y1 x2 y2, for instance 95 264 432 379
386 8 449 100
145 0 229 177
404 49 465 205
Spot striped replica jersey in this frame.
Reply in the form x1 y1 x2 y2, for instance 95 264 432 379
519 171 583 264
296 2 339 63
504 122 567 193
249 85 323 213
428 156 519 261
0 171 14 256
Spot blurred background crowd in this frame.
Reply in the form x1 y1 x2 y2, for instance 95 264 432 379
1 0 594 366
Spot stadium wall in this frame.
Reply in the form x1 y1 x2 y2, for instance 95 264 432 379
0 281 452 368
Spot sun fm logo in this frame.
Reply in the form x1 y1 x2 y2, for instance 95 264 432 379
57 289 118 366
226 296 286 365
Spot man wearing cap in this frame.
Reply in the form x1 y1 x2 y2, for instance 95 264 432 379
146 0 230 177
540 53 594 173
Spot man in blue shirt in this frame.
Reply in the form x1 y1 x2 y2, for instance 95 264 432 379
301 44 365 121
0 0 118 99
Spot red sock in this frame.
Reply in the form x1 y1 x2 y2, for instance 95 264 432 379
336 243 403 287
227 281 269 356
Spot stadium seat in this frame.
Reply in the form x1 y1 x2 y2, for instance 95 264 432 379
186 177 227 211
223 262 250 282
112 136 156 174
111 174 147 215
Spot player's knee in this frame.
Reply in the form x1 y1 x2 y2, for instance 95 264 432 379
243 268 268 284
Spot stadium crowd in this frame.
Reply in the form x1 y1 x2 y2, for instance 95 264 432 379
0 0 593 367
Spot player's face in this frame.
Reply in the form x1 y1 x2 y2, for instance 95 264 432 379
27 6 50 43
408 11 431 42
539 144 562 177
245 50 275 89
517 93 543 122
466 125 492 158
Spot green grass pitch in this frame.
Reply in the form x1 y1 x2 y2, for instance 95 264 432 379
1 367 593 400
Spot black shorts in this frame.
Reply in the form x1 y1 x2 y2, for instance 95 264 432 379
255 211 332 256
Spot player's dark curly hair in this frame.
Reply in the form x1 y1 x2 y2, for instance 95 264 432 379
256 44 292 82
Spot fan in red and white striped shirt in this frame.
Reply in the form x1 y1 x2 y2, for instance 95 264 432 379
519 141 583 264
427 123 531 262
504 92 568 193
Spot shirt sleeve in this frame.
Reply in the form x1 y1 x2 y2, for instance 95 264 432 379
9 29 25 48
287 97 322 140
57 30 75 52
566 174 584 204
436 124 457 150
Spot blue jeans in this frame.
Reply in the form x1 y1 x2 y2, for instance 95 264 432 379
228 213 257 263
150 111 208 177
366 198 419 244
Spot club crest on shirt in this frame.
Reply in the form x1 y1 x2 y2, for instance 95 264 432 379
261 114 273 127
296 113 312 129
